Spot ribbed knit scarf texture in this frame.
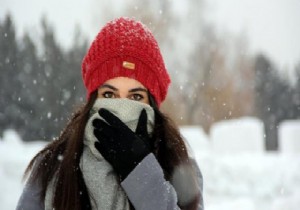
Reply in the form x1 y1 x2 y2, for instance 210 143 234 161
45 98 155 210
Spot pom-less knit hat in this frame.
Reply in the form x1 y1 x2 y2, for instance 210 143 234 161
82 17 171 107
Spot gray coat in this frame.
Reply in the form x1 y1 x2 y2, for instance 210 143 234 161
16 153 203 210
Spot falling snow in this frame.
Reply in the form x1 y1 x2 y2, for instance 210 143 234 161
1 123 300 210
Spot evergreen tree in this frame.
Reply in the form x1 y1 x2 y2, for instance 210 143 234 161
33 18 87 141
0 14 22 135
17 32 41 140
292 65 300 118
64 25 87 104
255 54 299 150
0 14 88 141
255 54 277 150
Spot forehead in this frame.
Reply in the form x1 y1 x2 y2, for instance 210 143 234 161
102 77 146 89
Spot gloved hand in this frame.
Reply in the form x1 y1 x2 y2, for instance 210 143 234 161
92 108 151 180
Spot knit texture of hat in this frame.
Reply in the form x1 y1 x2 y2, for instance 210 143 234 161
82 17 171 107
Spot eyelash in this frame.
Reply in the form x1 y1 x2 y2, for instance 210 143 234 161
102 91 115 98
102 91 144 101
130 94 144 101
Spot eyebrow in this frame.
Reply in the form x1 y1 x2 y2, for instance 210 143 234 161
129 88 147 93
99 84 118 91
99 84 147 93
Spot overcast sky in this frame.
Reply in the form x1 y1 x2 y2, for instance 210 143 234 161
1 0 300 71
207 0 300 71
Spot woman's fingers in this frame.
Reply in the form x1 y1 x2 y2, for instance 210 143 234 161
92 119 107 129
98 108 127 129
93 119 116 140
135 109 148 137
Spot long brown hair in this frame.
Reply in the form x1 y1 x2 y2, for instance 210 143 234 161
24 91 201 210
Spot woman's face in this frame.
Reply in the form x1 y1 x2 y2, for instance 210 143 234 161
97 77 149 104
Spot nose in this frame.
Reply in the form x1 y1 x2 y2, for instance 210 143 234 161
118 91 128 99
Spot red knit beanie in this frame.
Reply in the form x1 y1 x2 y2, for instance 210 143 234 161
82 17 171 107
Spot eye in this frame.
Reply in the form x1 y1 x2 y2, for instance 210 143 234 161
102 91 115 98
129 94 144 101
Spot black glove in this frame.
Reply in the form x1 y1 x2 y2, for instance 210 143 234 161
92 108 151 180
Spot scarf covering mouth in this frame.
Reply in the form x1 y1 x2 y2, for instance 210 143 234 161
45 99 155 210
84 98 155 160
80 98 155 209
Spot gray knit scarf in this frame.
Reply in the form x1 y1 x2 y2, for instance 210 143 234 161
45 98 155 210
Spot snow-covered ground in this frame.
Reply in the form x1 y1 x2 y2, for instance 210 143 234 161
0 130 47 210
1 117 300 210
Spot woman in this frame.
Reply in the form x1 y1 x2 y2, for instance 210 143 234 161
16 17 204 210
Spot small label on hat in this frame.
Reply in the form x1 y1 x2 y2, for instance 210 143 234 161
122 61 135 70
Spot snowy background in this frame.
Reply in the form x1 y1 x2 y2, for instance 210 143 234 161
1 0 300 68
1 118 300 210
1 0 300 209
